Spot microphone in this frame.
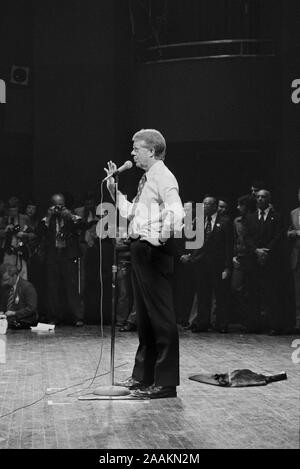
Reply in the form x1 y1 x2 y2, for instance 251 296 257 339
102 160 133 182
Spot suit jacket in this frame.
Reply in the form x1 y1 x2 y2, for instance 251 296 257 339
40 215 82 263
246 208 284 264
0 278 38 325
288 207 300 270
190 214 233 272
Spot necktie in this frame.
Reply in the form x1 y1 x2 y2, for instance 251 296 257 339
260 209 265 221
204 215 212 243
129 173 147 220
6 287 15 312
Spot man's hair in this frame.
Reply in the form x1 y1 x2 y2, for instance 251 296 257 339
218 197 229 206
257 189 271 201
51 193 65 204
0 263 18 277
238 194 256 212
133 129 166 160
203 194 219 205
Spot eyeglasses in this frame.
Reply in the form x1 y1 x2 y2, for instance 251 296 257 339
132 145 150 153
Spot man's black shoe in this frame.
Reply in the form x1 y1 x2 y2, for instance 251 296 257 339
119 323 137 332
131 385 177 399
114 377 146 390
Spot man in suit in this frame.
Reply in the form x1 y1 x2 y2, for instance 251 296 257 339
41 193 84 326
0 263 38 329
246 189 285 333
231 194 258 331
0 202 29 279
173 201 198 327
287 187 300 330
186 195 233 332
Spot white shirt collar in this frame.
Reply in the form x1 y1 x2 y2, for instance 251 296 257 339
258 206 271 218
145 160 164 178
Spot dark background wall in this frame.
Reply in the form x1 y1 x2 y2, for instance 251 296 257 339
32 0 115 208
0 0 33 203
280 0 300 213
0 0 299 213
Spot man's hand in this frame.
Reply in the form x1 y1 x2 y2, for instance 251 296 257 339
6 311 16 318
233 256 240 267
104 161 117 196
256 248 269 257
222 269 230 280
180 254 191 264
256 248 269 266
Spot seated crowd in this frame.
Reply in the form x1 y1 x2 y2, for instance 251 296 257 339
0 181 300 335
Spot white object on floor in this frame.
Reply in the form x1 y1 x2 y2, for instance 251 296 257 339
0 316 8 335
31 322 55 332
0 336 7 364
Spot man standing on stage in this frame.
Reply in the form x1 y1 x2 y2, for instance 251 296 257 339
104 129 184 399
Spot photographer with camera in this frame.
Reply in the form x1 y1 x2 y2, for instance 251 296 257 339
0 200 29 279
41 193 84 326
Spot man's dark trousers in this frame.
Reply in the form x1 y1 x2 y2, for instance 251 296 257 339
130 239 179 387
46 250 83 324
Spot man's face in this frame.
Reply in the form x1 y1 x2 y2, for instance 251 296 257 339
251 186 259 197
256 190 270 210
218 200 228 215
203 197 218 217
26 205 37 218
1 272 17 288
131 139 153 170
52 195 65 207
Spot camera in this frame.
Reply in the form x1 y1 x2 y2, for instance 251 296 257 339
12 224 21 234
53 205 64 215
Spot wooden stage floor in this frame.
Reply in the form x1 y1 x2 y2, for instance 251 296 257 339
0 326 299 449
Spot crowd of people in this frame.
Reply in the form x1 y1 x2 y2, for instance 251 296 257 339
0 181 299 335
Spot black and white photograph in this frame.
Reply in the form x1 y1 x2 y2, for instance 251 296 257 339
0 0 299 454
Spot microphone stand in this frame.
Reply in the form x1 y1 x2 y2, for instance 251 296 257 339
90 173 130 399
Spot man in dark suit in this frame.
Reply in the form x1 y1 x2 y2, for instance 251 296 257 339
186 196 233 332
173 201 198 326
288 187 300 331
41 193 84 326
0 263 38 329
246 189 285 333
